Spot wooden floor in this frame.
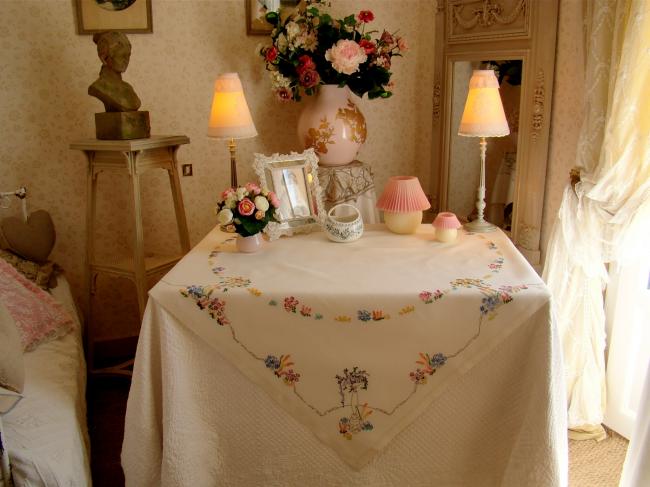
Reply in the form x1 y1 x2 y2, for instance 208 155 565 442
88 378 628 486
88 376 130 487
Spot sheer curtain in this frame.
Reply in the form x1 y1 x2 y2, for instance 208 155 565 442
542 0 650 440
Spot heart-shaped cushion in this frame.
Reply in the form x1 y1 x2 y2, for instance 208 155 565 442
1 210 56 263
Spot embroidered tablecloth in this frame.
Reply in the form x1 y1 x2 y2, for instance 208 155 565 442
138 224 554 470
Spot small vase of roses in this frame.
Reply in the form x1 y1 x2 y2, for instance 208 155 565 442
215 182 281 253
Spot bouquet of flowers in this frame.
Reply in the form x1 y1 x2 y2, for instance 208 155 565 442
259 0 407 102
215 182 281 237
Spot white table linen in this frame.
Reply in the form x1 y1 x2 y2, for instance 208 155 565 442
123 225 567 486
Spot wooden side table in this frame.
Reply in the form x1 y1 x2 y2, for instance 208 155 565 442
318 160 380 223
70 135 190 375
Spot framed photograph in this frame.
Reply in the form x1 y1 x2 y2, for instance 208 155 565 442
75 0 153 35
246 0 300 36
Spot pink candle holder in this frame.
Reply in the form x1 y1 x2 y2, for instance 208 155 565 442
432 212 461 242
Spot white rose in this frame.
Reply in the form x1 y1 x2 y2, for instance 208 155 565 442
236 187 248 200
216 208 233 225
286 21 301 40
277 33 288 53
254 195 270 212
225 194 237 209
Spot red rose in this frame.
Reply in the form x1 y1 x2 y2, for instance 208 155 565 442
296 54 316 75
359 39 376 55
238 198 256 216
299 69 320 89
358 10 374 23
276 87 293 102
265 46 279 62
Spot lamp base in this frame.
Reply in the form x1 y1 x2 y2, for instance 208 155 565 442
464 219 497 233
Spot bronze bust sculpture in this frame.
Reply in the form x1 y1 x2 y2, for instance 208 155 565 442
89 31 150 139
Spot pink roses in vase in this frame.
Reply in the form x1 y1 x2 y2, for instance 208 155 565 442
215 182 280 237
260 0 407 102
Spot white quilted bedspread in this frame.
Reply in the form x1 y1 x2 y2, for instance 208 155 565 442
3 277 91 486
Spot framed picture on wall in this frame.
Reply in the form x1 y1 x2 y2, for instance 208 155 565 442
75 0 153 35
246 0 299 35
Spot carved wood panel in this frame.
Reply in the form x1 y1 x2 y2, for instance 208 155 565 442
446 0 530 43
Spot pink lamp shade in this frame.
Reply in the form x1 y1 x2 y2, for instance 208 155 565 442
432 212 461 230
376 176 431 213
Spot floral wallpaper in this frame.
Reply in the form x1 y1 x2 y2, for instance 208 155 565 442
0 0 435 339
0 0 584 338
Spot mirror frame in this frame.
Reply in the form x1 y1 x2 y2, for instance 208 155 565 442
430 0 559 266
253 148 325 240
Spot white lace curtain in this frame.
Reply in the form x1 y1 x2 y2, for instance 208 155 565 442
542 0 650 439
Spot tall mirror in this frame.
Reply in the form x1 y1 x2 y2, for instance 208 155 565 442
431 0 559 267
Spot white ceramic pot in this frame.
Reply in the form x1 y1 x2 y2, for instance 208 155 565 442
236 233 263 253
297 85 366 166
323 203 363 243
384 211 422 234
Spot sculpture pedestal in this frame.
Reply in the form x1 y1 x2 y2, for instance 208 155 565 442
95 111 150 140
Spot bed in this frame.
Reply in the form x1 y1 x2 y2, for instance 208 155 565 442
1 274 92 486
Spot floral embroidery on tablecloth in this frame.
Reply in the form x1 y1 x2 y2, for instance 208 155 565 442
265 354 300 385
276 296 326 320
357 309 390 322
419 290 445 303
409 352 448 384
181 285 230 326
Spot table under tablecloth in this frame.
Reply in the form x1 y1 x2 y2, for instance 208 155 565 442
122 225 568 486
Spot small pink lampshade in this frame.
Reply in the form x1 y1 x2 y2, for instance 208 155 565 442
376 176 431 213
433 212 461 230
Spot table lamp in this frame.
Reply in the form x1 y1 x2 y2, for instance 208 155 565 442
376 176 431 234
458 69 510 233
208 73 258 188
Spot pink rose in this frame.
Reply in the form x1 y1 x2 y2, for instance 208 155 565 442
267 191 280 208
397 36 409 52
325 39 367 75
296 55 316 75
299 69 320 88
245 182 261 195
221 188 235 200
238 198 255 216
359 39 376 55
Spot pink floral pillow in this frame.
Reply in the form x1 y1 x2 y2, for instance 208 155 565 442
0 258 74 352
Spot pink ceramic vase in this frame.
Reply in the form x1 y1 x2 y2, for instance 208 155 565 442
297 85 367 166
236 233 263 253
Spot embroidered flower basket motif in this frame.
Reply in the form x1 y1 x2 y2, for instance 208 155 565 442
336 367 373 439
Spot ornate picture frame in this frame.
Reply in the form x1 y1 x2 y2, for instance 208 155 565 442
75 0 153 35
253 149 325 240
